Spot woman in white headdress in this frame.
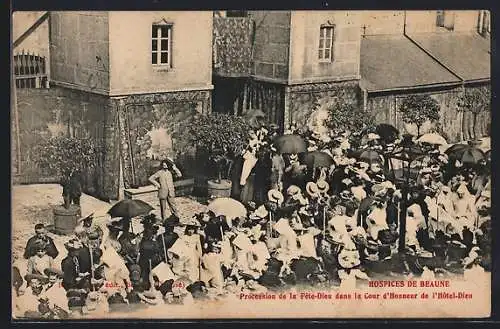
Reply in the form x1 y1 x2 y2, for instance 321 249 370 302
200 241 224 292
168 239 192 282
231 233 258 279
248 226 271 274
177 221 203 282
452 183 478 229
273 218 299 264
406 204 426 250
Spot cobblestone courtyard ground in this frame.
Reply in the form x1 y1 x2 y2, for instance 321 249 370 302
11 184 207 265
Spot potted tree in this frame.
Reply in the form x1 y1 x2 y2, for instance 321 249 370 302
33 136 99 234
177 113 250 197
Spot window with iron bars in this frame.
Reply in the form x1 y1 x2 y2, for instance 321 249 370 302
152 24 172 67
13 51 48 88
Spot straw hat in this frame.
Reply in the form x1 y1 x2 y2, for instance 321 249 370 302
371 184 387 196
316 180 330 194
306 182 320 198
340 190 354 200
267 189 284 205
342 178 354 187
250 205 269 220
357 162 370 170
367 133 380 141
420 167 433 175
44 268 64 278
64 239 83 250
25 273 49 284
286 185 301 196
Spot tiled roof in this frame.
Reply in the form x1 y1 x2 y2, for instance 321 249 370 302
360 34 461 92
407 32 490 81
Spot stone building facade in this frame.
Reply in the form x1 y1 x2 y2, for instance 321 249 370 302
16 11 214 200
213 10 490 141
360 10 491 143
212 10 363 132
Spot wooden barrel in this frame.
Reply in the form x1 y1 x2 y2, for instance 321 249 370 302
53 205 81 235
207 179 232 198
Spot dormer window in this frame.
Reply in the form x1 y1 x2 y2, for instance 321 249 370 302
152 23 173 67
318 25 335 62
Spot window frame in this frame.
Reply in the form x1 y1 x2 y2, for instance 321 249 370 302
436 10 455 31
318 24 335 63
151 23 173 68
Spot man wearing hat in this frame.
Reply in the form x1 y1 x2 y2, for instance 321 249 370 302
149 159 181 220
61 239 89 291
15 273 48 318
24 223 59 260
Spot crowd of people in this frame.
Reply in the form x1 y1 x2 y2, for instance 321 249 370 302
12 122 491 319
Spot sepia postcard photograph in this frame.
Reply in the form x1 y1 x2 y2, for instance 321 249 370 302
11 9 491 319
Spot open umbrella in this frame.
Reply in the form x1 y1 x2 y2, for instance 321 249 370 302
273 134 307 154
445 143 468 155
417 133 448 146
358 149 383 164
304 151 334 169
107 199 154 218
375 124 399 143
447 145 485 166
207 197 247 220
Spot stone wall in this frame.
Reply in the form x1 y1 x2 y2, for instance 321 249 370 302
50 12 110 94
285 80 361 130
14 86 120 200
115 90 212 189
366 83 490 143
249 11 291 81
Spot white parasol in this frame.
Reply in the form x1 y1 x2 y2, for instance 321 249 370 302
207 197 247 221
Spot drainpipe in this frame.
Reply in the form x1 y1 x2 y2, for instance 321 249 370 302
478 10 484 35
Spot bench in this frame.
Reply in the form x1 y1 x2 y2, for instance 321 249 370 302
124 178 195 204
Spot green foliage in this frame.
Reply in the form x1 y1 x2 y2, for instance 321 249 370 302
457 87 490 114
399 94 441 134
325 99 374 134
176 113 251 180
33 136 100 180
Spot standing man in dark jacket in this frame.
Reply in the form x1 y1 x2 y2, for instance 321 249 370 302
24 224 59 259
62 170 83 209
